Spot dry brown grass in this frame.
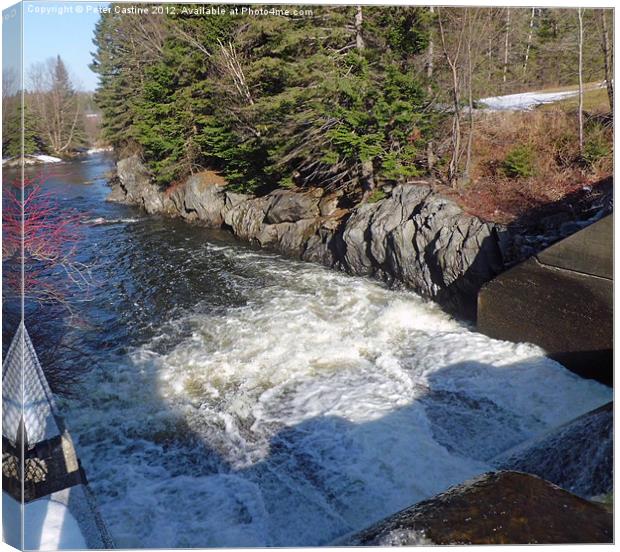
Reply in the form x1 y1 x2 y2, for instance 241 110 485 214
539 86 612 114
449 107 613 224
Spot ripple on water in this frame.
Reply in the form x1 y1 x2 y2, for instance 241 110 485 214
59 246 612 548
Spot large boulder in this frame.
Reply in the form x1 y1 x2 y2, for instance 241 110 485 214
106 175 127 203
273 219 322 256
345 471 612 545
390 192 502 318
110 155 166 215
224 191 251 213
302 219 341 266
368 184 431 267
494 402 612 498
341 202 380 275
223 196 271 242
264 189 322 224
161 183 187 218
182 171 228 227
336 183 505 319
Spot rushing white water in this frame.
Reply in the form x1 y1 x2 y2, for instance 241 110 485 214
58 242 611 548
81 216 144 225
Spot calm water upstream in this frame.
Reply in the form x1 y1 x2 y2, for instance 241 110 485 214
8 154 612 547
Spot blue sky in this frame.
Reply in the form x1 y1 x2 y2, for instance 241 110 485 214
21 1 107 91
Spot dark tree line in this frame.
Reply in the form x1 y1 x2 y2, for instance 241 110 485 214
89 5 613 193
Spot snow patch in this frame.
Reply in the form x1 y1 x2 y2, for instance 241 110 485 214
86 146 113 154
34 154 63 163
479 83 604 111
2 154 62 166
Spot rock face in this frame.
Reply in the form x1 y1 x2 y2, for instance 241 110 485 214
345 471 613 545
264 189 322 223
107 157 510 319
112 155 166 214
181 172 228 226
494 402 613 499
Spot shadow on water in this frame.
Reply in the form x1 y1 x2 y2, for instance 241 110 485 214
46 354 611 547
9 154 612 547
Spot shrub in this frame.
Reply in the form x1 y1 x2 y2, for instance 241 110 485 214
582 125 611 170
367 188 387 203
502 144 537 178
553 132 579 168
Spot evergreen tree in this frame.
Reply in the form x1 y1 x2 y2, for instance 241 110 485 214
90 6 612 195
2 103 42 158
90 6 167 152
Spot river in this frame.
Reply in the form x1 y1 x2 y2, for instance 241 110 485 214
7 154 612 547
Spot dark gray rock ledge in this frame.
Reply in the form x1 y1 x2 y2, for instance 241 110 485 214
109 156 507 320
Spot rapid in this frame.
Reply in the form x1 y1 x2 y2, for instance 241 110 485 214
9 154 611 547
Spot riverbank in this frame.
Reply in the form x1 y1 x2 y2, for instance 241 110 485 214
2 148 114 167
107 155 612 322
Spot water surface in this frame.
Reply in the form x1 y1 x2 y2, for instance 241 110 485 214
12 154 612 547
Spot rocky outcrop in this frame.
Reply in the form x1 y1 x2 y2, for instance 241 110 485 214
344 471 613 545
264 189 322 223
335 186 504 317
113 155 166 214
108 156 508 319
180 172 228 226
493 402 613 499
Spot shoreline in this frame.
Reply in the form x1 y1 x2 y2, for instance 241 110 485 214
107 154 612 325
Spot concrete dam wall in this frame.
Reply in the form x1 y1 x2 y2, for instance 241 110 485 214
477 215 613 386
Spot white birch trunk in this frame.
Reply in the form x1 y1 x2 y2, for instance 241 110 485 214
578 8 584 154
503 8 511 86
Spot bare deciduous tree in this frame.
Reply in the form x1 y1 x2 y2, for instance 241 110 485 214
464 9 477 183
437 7 466 187
577 8 584 154
355 5 365 50
426 6 435 171
28 56 83 155
502 8 511 86
522 7 536 77
217 39 255 107
599 10 613 110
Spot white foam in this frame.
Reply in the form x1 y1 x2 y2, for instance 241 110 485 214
81 216 142 225
62 248 612 547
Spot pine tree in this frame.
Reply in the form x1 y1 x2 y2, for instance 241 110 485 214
2 102 43 158
90 7 166 152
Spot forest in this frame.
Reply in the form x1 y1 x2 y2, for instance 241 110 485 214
4 5 615 222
